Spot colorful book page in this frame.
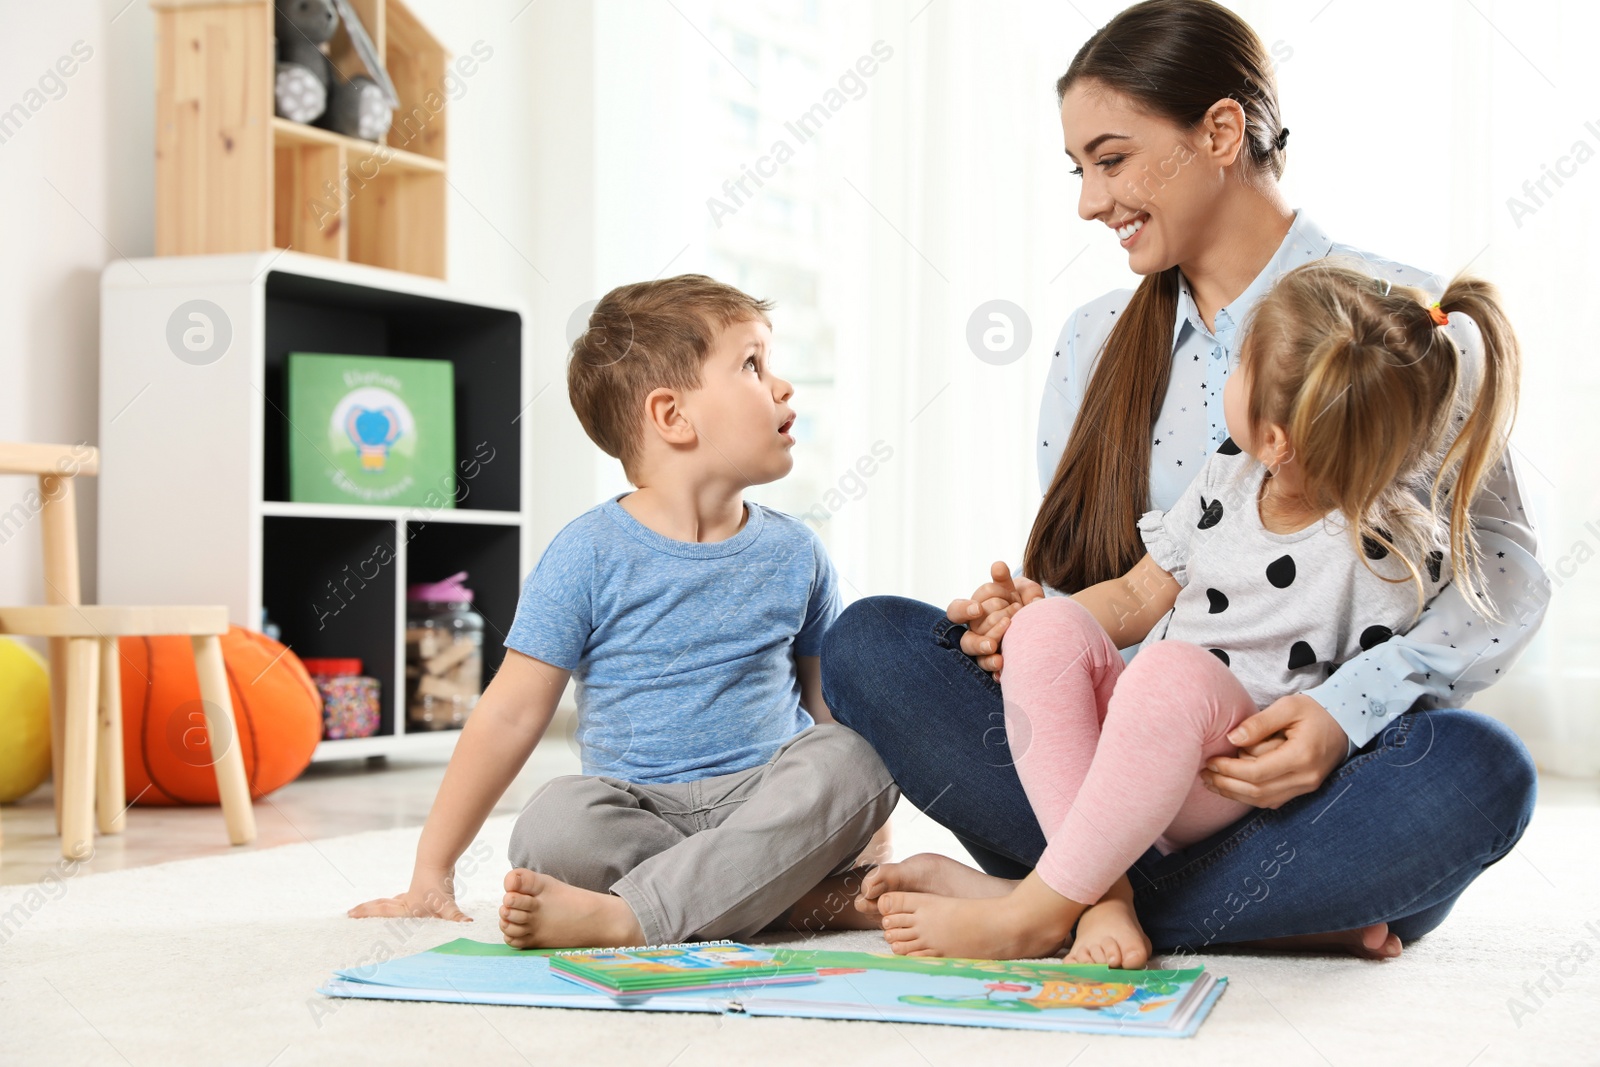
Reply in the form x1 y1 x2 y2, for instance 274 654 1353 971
550 943 818 995
322 939 1227 1038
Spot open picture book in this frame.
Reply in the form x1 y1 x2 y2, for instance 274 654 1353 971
319 938 1227 1038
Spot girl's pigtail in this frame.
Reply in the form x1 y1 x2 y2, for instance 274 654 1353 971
1429 277 1523 621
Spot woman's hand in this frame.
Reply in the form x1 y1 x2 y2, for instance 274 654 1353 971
1199 693 1349 809
947 561 1046 674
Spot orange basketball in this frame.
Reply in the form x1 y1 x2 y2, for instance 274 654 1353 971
119 626 322 805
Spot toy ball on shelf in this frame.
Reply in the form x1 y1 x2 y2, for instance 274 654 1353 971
275 61 328 125
0 637 52 805
323 74 393 142
119 625 322 806
273 0 338 124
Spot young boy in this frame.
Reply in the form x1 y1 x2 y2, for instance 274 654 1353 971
350 274 897 948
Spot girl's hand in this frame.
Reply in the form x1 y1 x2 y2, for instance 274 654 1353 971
1199 693 1348 809
947 561 1046 674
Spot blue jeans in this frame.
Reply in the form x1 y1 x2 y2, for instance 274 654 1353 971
820 595 1539 952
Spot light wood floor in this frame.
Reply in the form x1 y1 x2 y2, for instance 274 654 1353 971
0 724 585 886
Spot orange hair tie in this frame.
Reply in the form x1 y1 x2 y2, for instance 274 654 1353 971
1427 302 1449 326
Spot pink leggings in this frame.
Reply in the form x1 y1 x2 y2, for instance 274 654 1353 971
999 596 1258 906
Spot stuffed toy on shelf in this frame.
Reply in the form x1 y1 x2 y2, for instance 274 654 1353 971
273 0 338 124
273 0 397 142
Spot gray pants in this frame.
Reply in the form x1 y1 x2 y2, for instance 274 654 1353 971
507 723 898 945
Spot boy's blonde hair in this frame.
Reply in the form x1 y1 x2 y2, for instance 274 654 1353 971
1237 259 1522 620
567 274 774 481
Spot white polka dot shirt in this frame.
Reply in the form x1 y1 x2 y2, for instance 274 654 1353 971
1034 207 1546 750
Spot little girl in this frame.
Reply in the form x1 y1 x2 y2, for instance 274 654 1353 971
859 259 1522 963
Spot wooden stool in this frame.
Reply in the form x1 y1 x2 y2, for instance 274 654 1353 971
0 443 256 859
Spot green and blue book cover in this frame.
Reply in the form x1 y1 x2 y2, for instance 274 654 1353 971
287 353 455 507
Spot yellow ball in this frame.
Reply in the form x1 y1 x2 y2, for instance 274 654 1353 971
0 637 51 804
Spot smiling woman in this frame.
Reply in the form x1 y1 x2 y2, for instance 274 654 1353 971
822 0 1541 964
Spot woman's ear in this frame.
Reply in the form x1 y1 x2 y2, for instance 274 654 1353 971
642 387 697 448
1201 96 1247 168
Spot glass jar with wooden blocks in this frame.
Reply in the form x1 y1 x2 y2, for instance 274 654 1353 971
405 572 484 731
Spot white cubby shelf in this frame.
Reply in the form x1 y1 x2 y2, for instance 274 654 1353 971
100 251 532 762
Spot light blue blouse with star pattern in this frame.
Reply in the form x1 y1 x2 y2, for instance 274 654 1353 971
1034 207 1549 752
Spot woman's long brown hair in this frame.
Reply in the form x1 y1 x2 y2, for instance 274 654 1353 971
1024 0 1290 592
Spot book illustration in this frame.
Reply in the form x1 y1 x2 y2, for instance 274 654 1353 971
551 942 819 995
570 942 795 973
902 978 1176 1015
772 950 1183 1023
340 396 405 471
320 939 1225 1037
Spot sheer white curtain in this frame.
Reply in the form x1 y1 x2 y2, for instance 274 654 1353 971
828 0 1597 776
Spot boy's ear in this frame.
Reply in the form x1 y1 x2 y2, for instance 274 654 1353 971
642 387 697 448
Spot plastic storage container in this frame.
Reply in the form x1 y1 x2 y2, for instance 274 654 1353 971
405 571 484 731
302 658 381 740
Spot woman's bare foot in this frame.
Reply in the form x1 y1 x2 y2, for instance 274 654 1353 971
855 853 1017 916
499 869 644 949
877 872 1083 959
1234 922 1402 959
1064 898 1153 969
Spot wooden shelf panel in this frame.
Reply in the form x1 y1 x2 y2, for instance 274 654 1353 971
154 0 449 278
271 117 445 175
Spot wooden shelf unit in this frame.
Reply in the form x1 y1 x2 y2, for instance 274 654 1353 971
153 0 450 279
99 251 531 762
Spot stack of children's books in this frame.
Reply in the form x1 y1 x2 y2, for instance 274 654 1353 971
319 939 1227 1038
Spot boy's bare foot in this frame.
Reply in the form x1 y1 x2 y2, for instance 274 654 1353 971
855 821 894 867
856 853 1017 916
1064 896 1152 969
1234 922 1403 959
499 869 644 949
772 868 885 934
877 873 1083 959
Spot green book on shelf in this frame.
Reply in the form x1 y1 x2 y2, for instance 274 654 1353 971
548 943 819 997
287 353 455 508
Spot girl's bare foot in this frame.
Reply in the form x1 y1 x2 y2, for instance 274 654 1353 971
877 872 1083 959
1064 897 1153 969
855 853 1017 916
1234 923 1402 959
499 869 644 949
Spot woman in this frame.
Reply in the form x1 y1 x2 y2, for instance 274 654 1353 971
821 0 1543 962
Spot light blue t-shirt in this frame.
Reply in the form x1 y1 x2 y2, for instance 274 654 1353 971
504 493 841 784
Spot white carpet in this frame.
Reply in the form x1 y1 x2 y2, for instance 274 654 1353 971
2 807 1596 1066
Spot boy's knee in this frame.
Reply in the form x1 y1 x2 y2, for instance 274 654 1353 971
792 723 899 814
507 775 613 883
